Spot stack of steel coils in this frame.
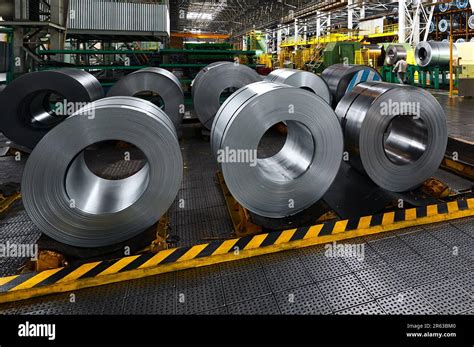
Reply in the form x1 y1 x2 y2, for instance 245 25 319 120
0 69 104 149
321 64 382 108
264 68 331 104
415 41 458 67
211 81 343 218
385 45 408 66
22 97 183 248
108 67 184 130
192 62 262 129
335 81 447 192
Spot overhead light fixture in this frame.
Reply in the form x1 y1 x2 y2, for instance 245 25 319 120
187 12 213 20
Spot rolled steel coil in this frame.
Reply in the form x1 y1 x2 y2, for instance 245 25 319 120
192 62 262 129
438 2 451 12
469 15 474 30
22 96 183 248
438 18 459 33
211 81 343 218
429 22 435 33
335 81 447 192
471 37 474 42
456 38 466 43
385 45 408 66
264 68 332 104
456 0 469 9
321 64 382 108
415 41 458 67
108 67 184 129
0 69 103 149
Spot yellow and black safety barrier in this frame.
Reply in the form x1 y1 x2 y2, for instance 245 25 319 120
0 198 473 304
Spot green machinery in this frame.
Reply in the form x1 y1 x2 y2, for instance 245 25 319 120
381 64 460 89
323 42 361 66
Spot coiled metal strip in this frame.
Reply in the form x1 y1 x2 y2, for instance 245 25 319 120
211 81 343 218
22 96 183 248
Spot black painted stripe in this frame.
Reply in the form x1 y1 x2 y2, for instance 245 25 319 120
78 260 119 279
394 209 406 223
160 246 193 264
260 231 283 247
458 199 469 211
195 241 223 258
0 272 37 292
318 221 336 236
437 203 448 214
34 265 81 287
370 213 384 227
416 206 428 219
345 218 360 232
290 227 311 241
230 235 255 253
119 252 158 273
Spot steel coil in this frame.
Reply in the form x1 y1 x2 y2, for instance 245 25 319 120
335 81 447 192
385 45 408 66
0 69 103 149
211 81 343 218
192 62 262 129
456 0 469 9
456 38 466 43
429 22 435 33
438 2 451 12
108 67 184 129
438 18 459 33
415 41 458 67
469 15 474 29
22 96 183 248
321 64 382 108
264 68 332 104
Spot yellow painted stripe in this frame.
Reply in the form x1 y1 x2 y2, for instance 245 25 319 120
405 208 417 221
427 204 438 216
178 244 209 262
98 256 140 276
382 212 395 226
138 249 178 269
304 224 324 239
0 276 17 287
358 216 372 229
11 268 63 291
244 234 267 250
212 239 239 255
468 199 474 209
57 262 102 283
333 220 348 234
447 201 459 213
275 229 297 244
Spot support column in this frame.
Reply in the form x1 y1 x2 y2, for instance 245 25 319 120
399 0 407 43
316 11 321 38
348 0 354 30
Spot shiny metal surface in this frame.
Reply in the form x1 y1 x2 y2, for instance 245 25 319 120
265 68 331 105
108 67 184 129
68 0 170 35
385 45 408 66
193 62 262 129
0 69 103 149
415 41 458 67
321 64 382 108
438 2 450 11
336 81 447 192
469 15 474 30
438 19 459 33
211 81 343 218
22 96 183 248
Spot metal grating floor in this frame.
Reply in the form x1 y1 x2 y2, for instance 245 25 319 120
0 109 473 314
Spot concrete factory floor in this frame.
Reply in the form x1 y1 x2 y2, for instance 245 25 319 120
0 90 473 315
